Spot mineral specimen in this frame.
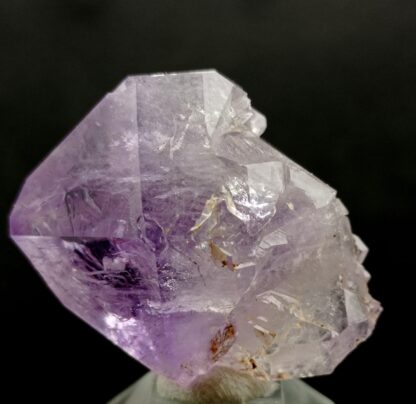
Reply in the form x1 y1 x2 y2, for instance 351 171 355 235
10 70 381 386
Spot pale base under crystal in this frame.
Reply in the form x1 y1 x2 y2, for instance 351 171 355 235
108 371 334 404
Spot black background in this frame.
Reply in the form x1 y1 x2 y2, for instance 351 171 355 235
1 1 414 403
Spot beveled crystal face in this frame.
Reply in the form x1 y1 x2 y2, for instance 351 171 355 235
10 71 381 385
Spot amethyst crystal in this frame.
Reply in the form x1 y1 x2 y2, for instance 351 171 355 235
10 71 381 385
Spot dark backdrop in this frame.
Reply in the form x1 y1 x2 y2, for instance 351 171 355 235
1 1 414 403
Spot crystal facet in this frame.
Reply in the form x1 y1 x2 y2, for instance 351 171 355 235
10 70 381 386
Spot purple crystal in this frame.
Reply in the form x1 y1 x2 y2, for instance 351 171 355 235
10 71 381 385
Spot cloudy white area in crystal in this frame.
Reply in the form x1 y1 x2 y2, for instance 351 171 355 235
10 70 381 386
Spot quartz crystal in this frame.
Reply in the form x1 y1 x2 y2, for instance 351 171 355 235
10 71 381 386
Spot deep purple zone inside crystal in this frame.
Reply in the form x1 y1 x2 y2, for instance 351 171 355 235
9 70 381 386
76 240 139 289
73 234 176 305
